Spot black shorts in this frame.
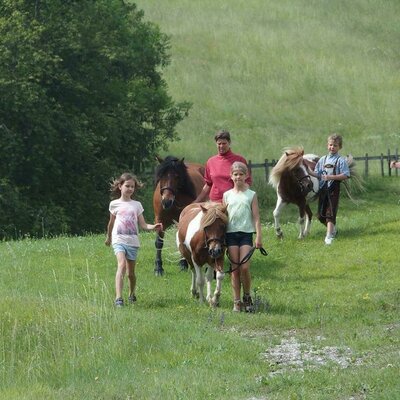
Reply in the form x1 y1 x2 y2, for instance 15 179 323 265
226 232 253 247
317 181 341 225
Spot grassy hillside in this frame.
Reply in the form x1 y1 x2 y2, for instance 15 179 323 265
134 0 400 163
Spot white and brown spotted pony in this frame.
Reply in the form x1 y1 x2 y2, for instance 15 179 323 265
176 202 228 307
269 147 319 239
269 146 363 239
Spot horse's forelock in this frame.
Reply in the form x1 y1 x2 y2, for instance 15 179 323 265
155 156 186 182
200 204 228 229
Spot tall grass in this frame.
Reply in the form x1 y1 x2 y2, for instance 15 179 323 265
134 0 400 163
1 178 399 399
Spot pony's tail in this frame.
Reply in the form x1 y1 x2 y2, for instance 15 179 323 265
343 155 365 203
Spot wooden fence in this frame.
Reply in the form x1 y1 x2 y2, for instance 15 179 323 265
248 148 399 181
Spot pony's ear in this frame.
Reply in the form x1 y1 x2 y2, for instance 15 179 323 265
285 151 289 157
200 204 208 213
155 155 163 164
180 157 185 163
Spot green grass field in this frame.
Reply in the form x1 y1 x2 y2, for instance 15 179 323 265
134 0 400 163
1 178 399 399
1 1 400 398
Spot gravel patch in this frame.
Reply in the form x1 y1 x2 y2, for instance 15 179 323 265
262 335 363 376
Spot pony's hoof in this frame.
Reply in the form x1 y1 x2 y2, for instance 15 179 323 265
154 260 164 277
209 293 220 308
276 232 283 240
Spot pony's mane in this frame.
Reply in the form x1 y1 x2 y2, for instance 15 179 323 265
155 156 196 198
200 203 228 229
269 146 305 188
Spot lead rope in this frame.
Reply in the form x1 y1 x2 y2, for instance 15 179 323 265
224 246 268 274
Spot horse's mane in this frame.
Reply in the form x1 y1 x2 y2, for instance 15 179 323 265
155 156 197 198
200 203 228 229
269 146 305 188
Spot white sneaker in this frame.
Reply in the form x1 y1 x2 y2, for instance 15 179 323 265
324 236 334 245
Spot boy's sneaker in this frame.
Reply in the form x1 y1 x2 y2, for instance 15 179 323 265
242 294 255 313
115 297 124 307
128 295 137 304
324 236 334 245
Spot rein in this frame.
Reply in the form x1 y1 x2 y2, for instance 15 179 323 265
225 246 268 274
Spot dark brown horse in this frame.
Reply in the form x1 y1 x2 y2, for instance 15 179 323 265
153 156 204 276
176 202 228 306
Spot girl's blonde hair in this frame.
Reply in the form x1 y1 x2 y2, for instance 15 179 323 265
109 172 143 198
231 161 248 175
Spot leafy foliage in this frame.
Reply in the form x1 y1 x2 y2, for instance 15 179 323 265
0 0 190 238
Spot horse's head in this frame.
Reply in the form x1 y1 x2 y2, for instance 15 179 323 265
200 203 228 268
283 149 314 195
292 161 314 195
155 156 186 210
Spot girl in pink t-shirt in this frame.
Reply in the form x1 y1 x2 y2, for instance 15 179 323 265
105 172 162 307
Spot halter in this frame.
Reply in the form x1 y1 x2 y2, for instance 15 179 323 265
297 174 314 194
160 185 176 196
203 227 226 249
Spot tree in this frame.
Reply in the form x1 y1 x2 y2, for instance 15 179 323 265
0 0 190 238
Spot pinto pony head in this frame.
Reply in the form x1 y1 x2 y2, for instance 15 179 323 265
199 203 228 266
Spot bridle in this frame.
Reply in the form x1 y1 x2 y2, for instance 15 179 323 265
295 163 316 195
160 185 176 196
297 174 314 194
203 227 226 251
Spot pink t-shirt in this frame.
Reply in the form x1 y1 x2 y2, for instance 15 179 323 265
204 150 252 202
109 199 144 247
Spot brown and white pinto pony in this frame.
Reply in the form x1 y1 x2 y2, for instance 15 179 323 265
176 202 228 307
269 147 319 239
153 156 205 276
269 146 363 239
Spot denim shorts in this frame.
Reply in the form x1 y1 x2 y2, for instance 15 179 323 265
112 243 139 261
225 232 253 247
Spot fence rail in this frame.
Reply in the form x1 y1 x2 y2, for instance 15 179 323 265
248 148 399 181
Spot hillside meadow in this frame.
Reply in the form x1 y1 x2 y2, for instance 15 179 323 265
134 0 400 163
1 1 400 399
1 177 399 399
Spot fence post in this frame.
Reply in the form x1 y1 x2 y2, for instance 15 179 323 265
264 159 269 182
380 153 384 176
388 149 391 177
248 160 252 175
365 153 368 177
